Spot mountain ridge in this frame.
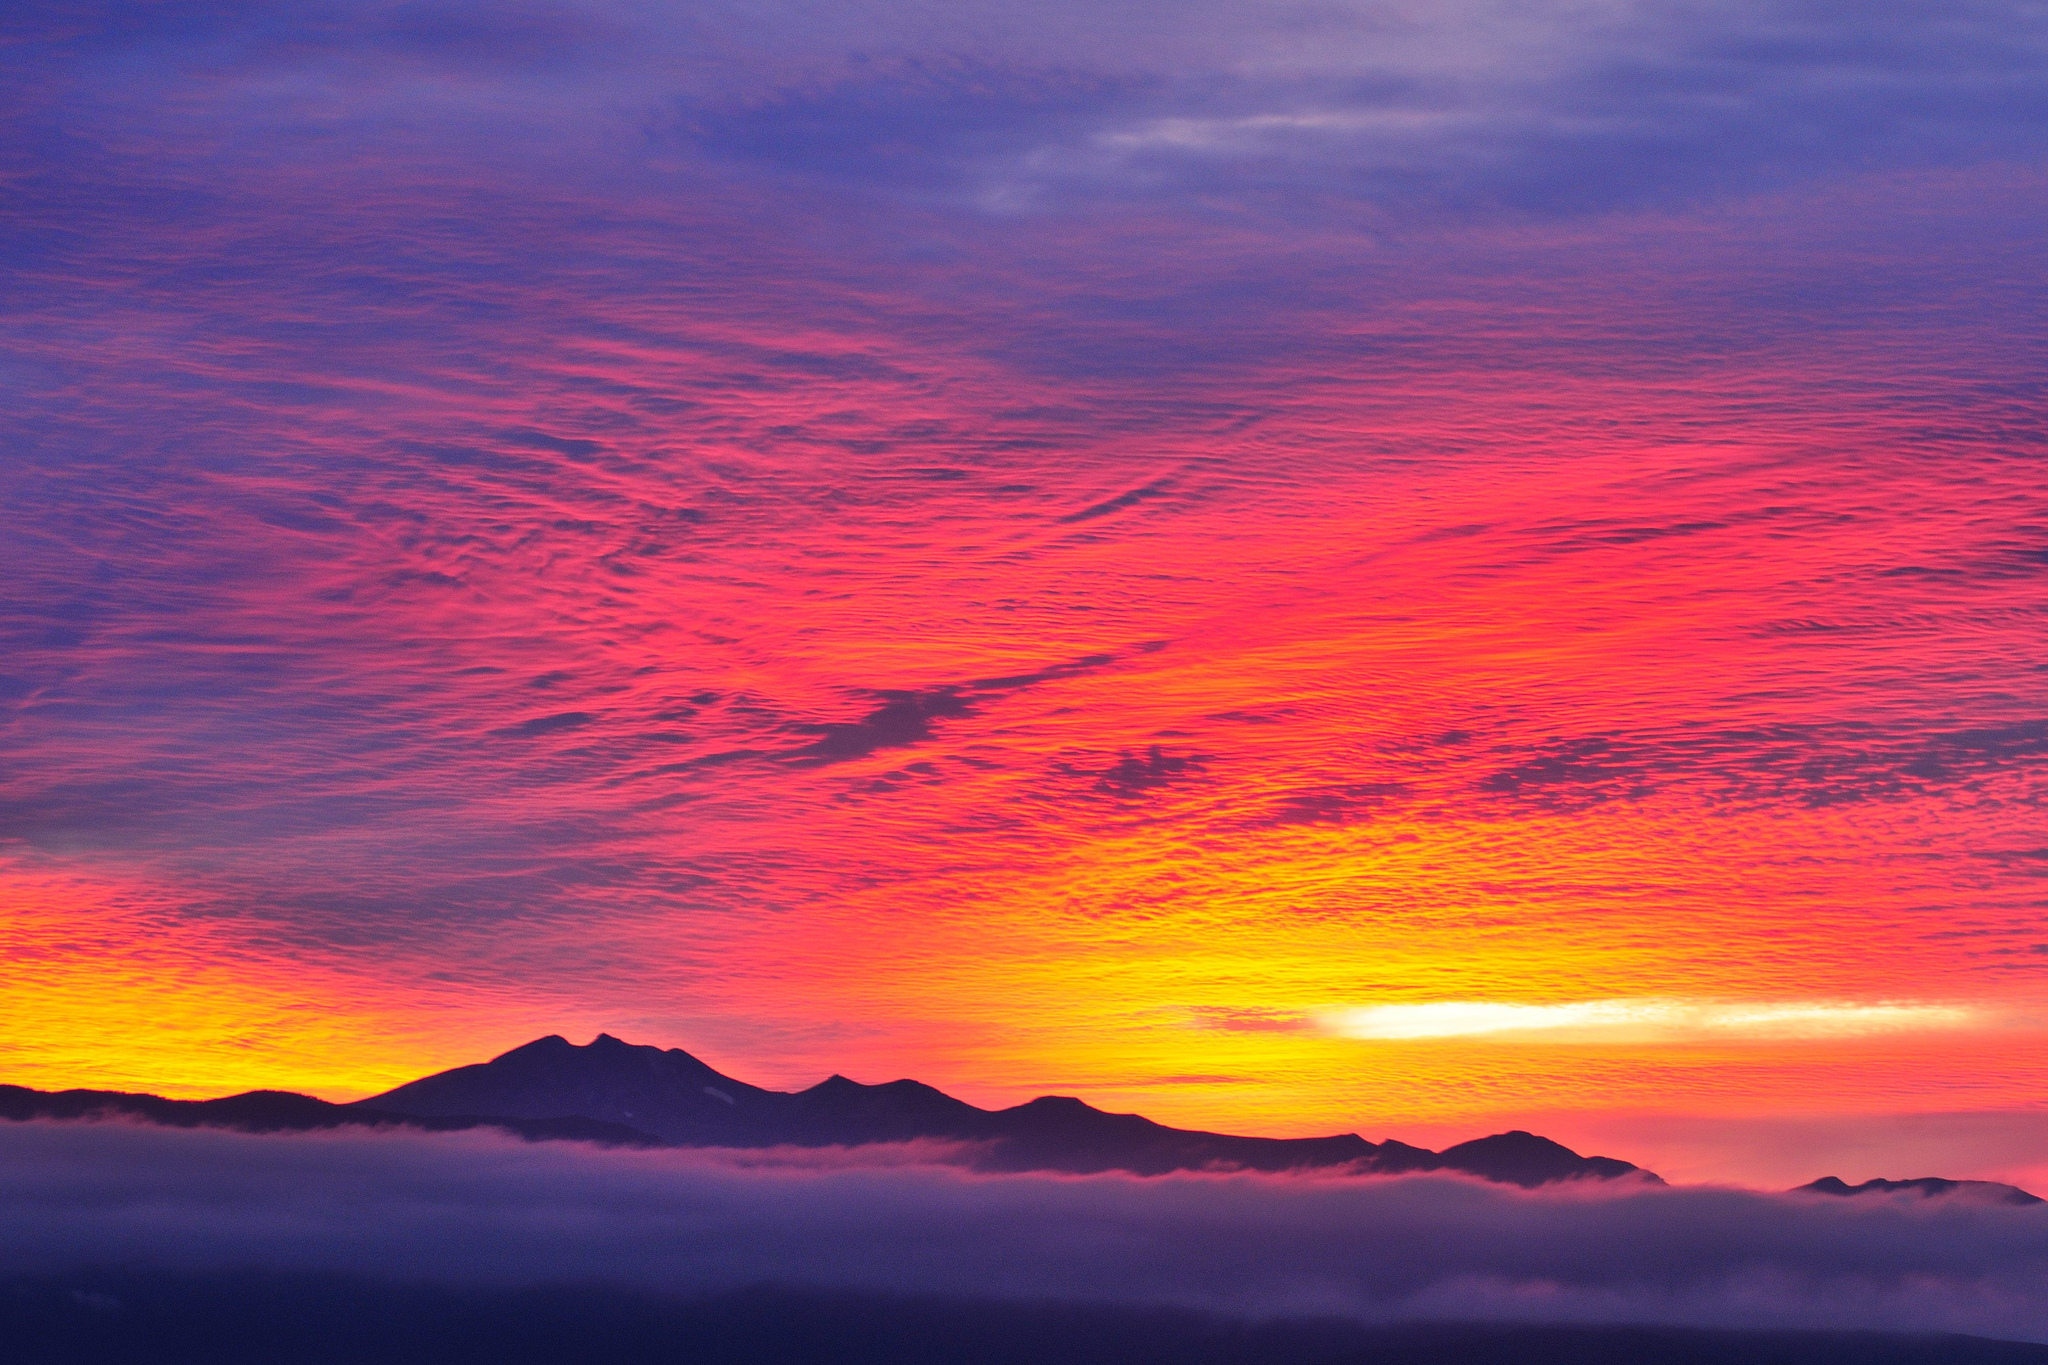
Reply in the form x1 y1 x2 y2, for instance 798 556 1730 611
0 1032 1645 1187
0 1081 663 1147
358 1031 1651 1185
7 1033 2037 1200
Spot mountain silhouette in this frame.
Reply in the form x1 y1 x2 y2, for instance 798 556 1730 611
361 1034 786 1145
0 1082 661 1147
1431 1130 1646 1186
357 1032 1656 1185
1796 1175 2043 1205
2 1034 1660 1186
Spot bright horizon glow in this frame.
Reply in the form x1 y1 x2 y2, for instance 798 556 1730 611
1319 1000 1988 1044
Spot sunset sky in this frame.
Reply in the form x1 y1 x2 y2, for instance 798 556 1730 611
5 0 2047 1186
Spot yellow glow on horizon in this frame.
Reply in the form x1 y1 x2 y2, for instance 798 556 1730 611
0 859 458 1101
1317 999 1987 1044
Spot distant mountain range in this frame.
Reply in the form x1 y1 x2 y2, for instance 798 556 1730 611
354 1033 1648 1185
4 1032 2036 1200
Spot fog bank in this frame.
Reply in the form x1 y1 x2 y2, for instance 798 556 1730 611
6 1121 2048 1341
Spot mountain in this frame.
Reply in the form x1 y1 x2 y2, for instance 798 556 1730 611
359 1032 1657 1186
1796 1175 2043 1205
1430 1130 1646 1186
0 1082 661 1147
361 1034 787 1145
0 1034 1655 1187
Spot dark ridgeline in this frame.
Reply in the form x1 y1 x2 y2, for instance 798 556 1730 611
0 1032 1649 1186
6 1033 2038 1201
0 1082 660 1147
1796 1176 2044 1206
357 1032 1652 1185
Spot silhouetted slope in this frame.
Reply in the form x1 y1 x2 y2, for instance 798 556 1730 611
0 1083 659 1147
1 1035 1651 1186
1797 1176 2042 1205
1432 1130 1651 1186
361 1033 784 1144
956 1094 1380 1175
360 1033 1653 1185
780 1074 989 1145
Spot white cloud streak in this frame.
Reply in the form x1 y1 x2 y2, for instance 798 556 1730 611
1318 999 1984 1044
18 0 2048 218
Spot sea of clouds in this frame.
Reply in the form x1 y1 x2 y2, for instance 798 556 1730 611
6 1120 2048 1342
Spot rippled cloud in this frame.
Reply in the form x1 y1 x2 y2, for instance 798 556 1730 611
1 0 2046 1140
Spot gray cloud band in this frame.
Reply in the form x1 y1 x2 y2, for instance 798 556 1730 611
16 0 2048 218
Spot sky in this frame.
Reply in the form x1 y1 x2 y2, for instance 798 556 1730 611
3 0 2047 1186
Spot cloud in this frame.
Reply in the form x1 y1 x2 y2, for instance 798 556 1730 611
1318 999 1988 1044
14 0 2048 220
4 1121 2048 1341
491 711 598 739
638 0 2048 218
1560 1110 2048 1193
1473 719 2048 813
1062 744 1209 798
781 653 1115 766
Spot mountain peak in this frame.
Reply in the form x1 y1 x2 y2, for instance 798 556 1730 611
362 1032 772 1143
490 1033 665 1062
1435 1130 1651 1187
492 1034 575 1062
1449 1130 1563 1151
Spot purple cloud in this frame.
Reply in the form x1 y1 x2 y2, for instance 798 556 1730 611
10 0 2048 220
4 1121 2048 1341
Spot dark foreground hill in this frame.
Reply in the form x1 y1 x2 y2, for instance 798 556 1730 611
357 1031 1652 1185
4 1273 2042 1365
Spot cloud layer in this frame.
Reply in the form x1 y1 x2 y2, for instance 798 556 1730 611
6 1122 2048 1341
2 0 2046 1145
14 0 2048 219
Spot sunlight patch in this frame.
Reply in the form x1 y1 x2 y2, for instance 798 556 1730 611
1317 999 1983 1044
